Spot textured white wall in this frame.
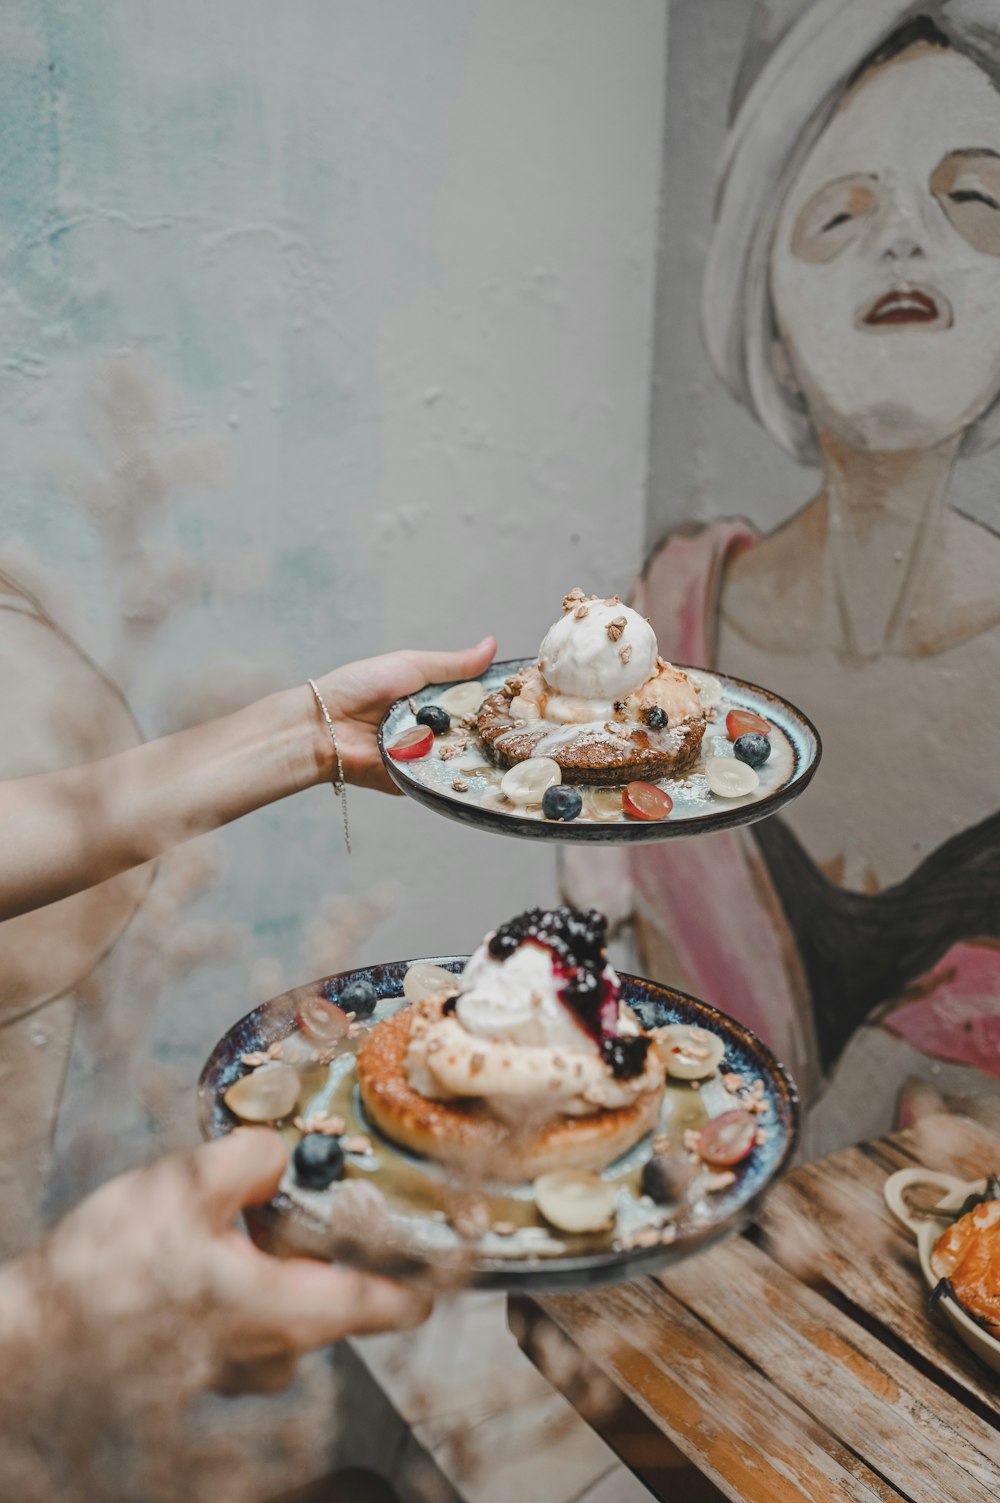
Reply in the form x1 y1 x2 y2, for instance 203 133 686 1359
0 1 666 1181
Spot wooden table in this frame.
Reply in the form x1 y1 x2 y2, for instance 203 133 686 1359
510 1113 1000 1503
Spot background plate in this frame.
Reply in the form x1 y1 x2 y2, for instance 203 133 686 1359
378 658 821 842
198 959 800 1292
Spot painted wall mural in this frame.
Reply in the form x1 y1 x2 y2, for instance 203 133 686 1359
621 0 1000 1149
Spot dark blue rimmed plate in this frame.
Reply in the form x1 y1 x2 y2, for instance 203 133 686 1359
198 959 799 1292
377 659 821 842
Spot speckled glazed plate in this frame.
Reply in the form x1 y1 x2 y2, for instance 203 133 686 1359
198 959 799 1292
377 659 821 842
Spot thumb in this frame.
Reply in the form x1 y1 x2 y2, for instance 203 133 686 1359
192 1128 289 1229
409 636 496 687
241 1255 433 1349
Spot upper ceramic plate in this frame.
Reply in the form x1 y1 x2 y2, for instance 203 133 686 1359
198 959 799 1293
378 659 821 842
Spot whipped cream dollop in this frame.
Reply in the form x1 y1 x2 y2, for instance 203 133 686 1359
455 940 598 1053
538 597 657 700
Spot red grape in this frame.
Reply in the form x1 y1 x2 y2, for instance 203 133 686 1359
296 994 350 1046
698 1110 757 1167
388 726 434 761
623 781 673 821
726 708 771 740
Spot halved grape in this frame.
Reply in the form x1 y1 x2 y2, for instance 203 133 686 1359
500 757 561 806
296 994 350 1047
585 787 624 822
438 681 485 718
388 726 434 761
659 1023 725 1080
726 707 771 740
534 1170 617 1233
224 1062 300 1123
623 781 673 821
698 1109 757 1167
704 756 759 799
403 962 461 1004
279 1031 320 1067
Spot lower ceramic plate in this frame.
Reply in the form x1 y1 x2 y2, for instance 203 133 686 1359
198 959 799 1292
377 659 821 842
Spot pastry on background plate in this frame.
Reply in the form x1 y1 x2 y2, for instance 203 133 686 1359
357 906 664 1180
475 589 706 784
931 1192 1000 1338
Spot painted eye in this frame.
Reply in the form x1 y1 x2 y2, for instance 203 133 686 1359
948 188 1000 210
790 175 876 264
931 153 1000 257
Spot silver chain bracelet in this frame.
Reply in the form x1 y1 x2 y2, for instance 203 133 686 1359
307 678 351 854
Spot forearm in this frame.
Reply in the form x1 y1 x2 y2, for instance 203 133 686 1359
0 685 329 921
0 1253 63 1484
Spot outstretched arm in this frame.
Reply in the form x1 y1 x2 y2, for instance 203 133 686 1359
0 637 495 922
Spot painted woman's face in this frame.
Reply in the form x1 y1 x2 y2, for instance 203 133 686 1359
771 44 1000 452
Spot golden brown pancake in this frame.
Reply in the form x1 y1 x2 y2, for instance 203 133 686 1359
475 678 705 785
356 1004 664 1181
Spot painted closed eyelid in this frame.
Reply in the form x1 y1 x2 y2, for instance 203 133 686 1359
790 175 877 264
931 151 1000 257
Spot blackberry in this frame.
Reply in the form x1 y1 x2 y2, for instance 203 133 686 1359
602 1034 651 1080
487 906 612 1042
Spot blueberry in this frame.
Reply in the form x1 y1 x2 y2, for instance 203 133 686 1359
733 732 771 769
640 1154 693 1206
644 706 668 730
338 977 378 1019
416 704 451 736
293 1133 345 1190
542 785 583 822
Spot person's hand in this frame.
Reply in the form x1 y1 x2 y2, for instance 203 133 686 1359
314 636 496 793
13 1129 431 1401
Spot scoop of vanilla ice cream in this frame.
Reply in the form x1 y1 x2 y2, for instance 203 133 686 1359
538 599 657 700
455 940 600 1053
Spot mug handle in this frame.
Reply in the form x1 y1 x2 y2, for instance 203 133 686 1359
883 1168 969 1237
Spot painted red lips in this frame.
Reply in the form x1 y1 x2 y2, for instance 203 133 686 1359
860 287 948 327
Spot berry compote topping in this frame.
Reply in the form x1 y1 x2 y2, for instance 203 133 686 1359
487 907 650 1078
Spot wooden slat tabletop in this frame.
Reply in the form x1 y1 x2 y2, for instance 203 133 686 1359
511 1113 1000 1503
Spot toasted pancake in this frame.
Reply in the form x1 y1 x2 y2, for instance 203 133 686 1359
475 682 705 785
356 1005 664 1180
